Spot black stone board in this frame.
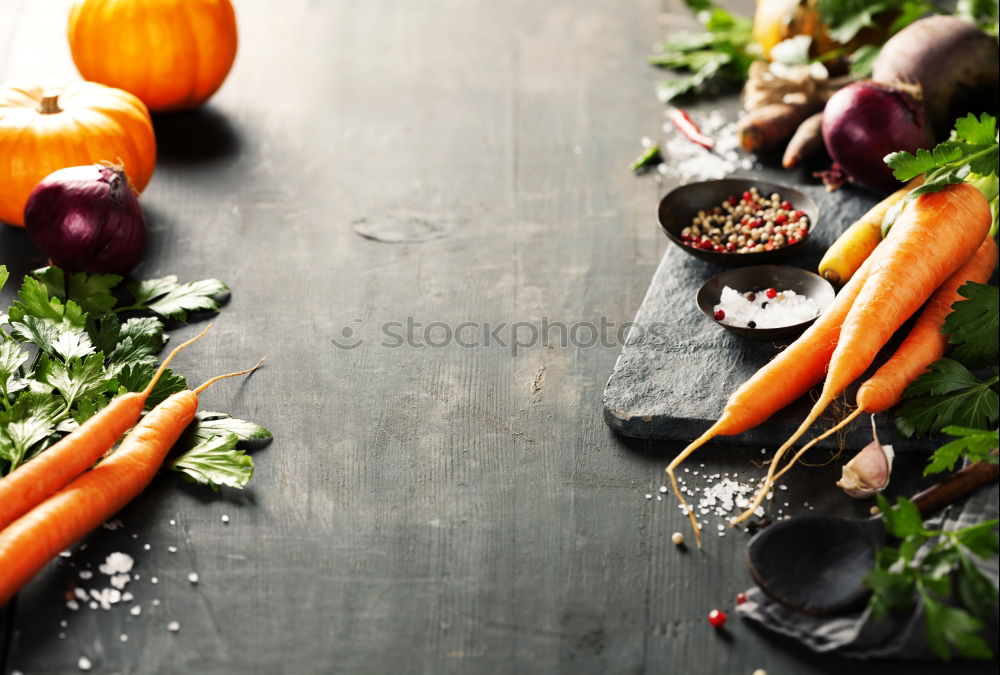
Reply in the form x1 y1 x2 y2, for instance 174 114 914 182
603 172 938 452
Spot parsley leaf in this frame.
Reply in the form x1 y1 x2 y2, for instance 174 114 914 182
124 276 229 321
894 359 999 438
170 433 255 490
925 426 1000 475
189 411 273 446
867 497 999 660
0 341 29 401
0 392 62 470
942 282 998 367
113 363 187 409
36 353 108 410
649 1 756 102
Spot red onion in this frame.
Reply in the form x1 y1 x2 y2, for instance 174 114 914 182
821 81 933 193
24 163 147 275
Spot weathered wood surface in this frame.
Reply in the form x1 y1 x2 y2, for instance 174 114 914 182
1 1 995 673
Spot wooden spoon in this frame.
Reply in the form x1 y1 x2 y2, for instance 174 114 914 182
746 459 999 615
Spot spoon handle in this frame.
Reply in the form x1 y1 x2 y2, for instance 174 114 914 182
911 459 999 519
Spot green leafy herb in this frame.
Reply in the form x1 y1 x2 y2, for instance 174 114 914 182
883 114 999 233
122 275 229 321
866 495 998 660
894 359 998 438
942 282 998 367
956 0 1000 36
170 432 254 490
0 265 262 490
629 144 662 173
924 426 1000 475
649 1 757 102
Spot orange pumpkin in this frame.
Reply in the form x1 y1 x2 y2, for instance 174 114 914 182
0 82 156 227
68 0 238 112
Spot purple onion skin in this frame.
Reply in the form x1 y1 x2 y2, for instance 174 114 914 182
822 81 933 193
24 164 147 275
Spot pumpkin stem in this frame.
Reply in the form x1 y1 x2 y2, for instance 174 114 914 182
39 92 62 114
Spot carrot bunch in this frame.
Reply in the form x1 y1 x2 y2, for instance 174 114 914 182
668 182 995 545
0 326 262 607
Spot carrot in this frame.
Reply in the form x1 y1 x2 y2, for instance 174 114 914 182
0 324 212 532
818 176 923 285
666 253 876 546
733 183 993 524
0 360 262 607
766 235 998 484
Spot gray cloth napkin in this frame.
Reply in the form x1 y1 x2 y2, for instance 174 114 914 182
737 480 999 659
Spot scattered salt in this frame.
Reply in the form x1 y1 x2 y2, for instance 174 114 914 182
99 552 133 576
120 634 128 643
169 519 176 526
78 656 92 671
130 605 141 616
168 546 178 553
143 544 151 551
151 576 159 585
79 570 92 580
221 514 230 524
645 493 653 500
658 109 756 182
167 620 180 632
658 486 668 494
187 572 199 584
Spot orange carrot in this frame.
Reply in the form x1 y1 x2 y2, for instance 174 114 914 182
0 360 262 607
0 324 212 532
734 184 993 524
666 254 876 546
766 234 998 484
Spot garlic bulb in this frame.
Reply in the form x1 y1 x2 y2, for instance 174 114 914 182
836 416 894 498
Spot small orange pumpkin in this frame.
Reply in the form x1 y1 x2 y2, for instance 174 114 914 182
68 0 238 112
0 82 156 227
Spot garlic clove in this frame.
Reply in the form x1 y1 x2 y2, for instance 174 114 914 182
836 416 895 499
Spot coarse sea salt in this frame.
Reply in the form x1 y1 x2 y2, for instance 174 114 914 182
714 287 819 329
655 109 756 183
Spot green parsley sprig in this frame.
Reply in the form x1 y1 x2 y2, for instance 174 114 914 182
883 113 1000 236
649 0 758 102
0 265 270 489
865 494 999 660
894 282 999 439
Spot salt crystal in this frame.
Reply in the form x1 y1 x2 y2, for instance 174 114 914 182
187 572 199 584
74 588 88 601
79 570 92 580
120 634 128 643
67 600 80 611
645 493 653 500
122 592 134 602
143 544 151 551
130 605 141 616
110 574 130 590
779 485 788 491
99 552 133 576
221 514 230 524
60 620 68 628
169 519 176 526
59 551 73 558
152 598 161 606
167 621 180 632
151 576 159 584
88 602 97 610
78 656 92 671
658 486 668 493
168 546 178 553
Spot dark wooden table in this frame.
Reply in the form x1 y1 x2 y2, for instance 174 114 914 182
1 1 996 673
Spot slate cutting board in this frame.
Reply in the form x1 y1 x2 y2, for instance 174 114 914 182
603 172 937 452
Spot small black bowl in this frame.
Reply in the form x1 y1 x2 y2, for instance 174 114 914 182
697 265 836 340
658 178 819 267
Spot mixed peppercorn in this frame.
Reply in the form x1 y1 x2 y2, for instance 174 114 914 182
680 187 810 253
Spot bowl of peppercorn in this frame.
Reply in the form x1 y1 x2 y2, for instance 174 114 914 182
696 265 836 340
658 178 819 267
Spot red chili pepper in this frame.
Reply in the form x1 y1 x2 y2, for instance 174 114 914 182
736 592 748 605
668 108 715 149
